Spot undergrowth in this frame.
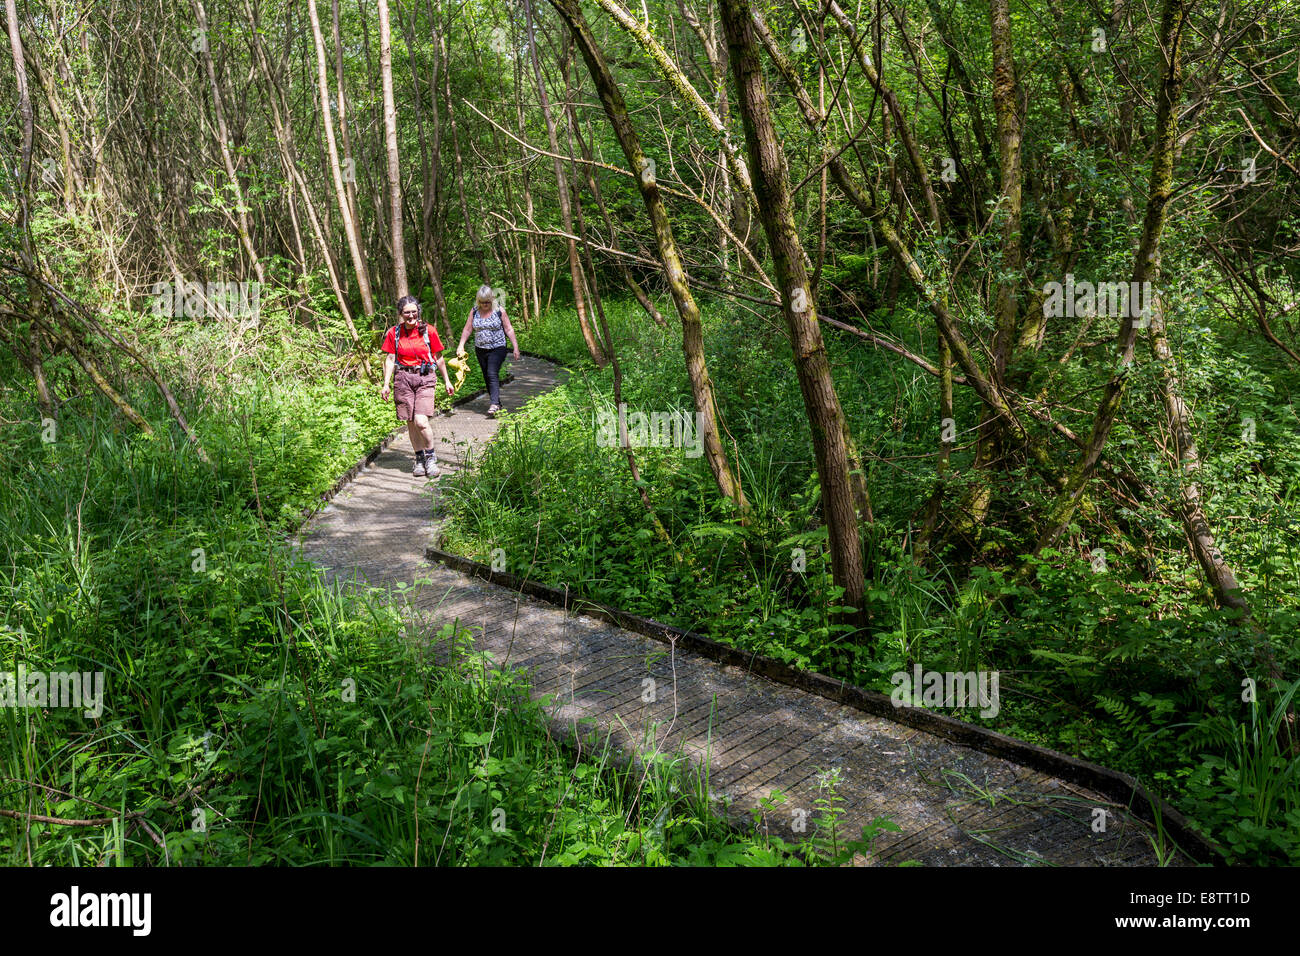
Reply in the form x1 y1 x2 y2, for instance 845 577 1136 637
437 294 1300 865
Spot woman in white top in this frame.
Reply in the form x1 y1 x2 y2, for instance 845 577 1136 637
456 285 520 417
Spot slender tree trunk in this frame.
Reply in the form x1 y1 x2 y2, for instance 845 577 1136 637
987 0 1024 383
827 1 940 231
481 79 528 323
38 316 154 436
1110 0 1136 154
924 0 994 192
676 0 752 275
332 0 363 240
357 1 385 264
560 41 666 328
244 0 365 360
1031 0 1189 556
23 38 81 216
594 274 673 544
550 0 747 514
191 0 265 284
307 0 376 319
571 162 673 544
590 0 757 217
377 0 407 299
19 335 56 419
513 42 541 320
525 0 605 365
409 7 451 340
440 35 490 285
5 0 57 417
720 0 870 633
1147 299 1253 616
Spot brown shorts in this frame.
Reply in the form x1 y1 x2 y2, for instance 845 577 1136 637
393 366 439 420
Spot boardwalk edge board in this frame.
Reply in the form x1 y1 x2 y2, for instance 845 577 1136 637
423 544 1225 866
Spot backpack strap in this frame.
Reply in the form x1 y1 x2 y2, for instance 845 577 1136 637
393 323 434 366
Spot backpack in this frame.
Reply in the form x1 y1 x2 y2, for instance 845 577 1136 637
391 322 434 367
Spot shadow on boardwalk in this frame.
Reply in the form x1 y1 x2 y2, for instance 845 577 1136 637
295 355 1192 866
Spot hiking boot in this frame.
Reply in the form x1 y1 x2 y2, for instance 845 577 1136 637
487 404 500 417
412 453 427 477
424 456 440 477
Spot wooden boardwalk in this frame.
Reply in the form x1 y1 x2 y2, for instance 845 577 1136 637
293 355 1190 865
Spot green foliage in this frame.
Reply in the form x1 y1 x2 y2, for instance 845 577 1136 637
1180 681 1300 865
10 0 1300 870
0 346 862 866
434 291 1300 865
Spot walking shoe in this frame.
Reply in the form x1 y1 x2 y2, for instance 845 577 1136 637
425 458 440 477
487 404 500 417
412 452 427 477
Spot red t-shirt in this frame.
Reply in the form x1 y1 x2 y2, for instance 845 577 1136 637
382 323 444 367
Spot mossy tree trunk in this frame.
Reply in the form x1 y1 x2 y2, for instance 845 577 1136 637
549 0 748 516
719 0 871 633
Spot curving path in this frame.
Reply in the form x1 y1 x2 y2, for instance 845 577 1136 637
293 354 1192 866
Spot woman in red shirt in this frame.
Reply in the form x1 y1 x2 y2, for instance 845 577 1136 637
379 296 455 477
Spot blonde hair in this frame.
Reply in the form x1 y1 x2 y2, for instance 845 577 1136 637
476 285 495 305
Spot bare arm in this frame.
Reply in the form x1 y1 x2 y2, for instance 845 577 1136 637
456 312 474 353
501 309 520 357
436 352 453 392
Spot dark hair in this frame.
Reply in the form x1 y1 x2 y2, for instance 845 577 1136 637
396 295 421 318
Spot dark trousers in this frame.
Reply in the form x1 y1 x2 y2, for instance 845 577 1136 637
476 346 508 406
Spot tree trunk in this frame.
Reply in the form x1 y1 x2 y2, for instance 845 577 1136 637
524 0 605 365
440 34 490 285
590 0 757 218
413 14 452 340
560 41 666 328
550 0 747 514
307 0 376 320
6 0 57 417
1031 0 1189 556
987 0 1024 383
377 0 407 300
513 40 541 320
720 0 870 633
332 0 363 245
827 1 940 231
39 316 155 437
191 0 265 285
676 0 753 276
244 0 365 361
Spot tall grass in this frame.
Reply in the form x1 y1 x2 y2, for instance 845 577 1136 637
0 352 844 866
